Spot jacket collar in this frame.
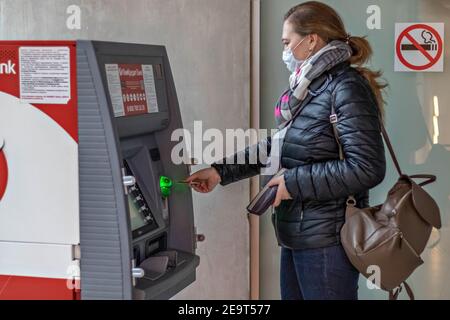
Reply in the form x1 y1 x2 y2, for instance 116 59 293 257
328 61 351 77
307 62 350 96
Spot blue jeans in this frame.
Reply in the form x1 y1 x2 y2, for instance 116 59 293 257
280 245 359 300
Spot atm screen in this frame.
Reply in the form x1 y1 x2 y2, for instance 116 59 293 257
128 193 150 231
124 162 158 238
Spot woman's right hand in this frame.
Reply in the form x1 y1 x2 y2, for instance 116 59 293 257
185 167 222 193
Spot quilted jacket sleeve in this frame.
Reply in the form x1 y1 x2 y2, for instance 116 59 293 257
283 78 386 202
211 137 271 186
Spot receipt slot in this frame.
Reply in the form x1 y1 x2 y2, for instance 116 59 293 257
0 40 199 300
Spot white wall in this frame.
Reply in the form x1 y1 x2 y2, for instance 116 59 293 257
0 0 252 299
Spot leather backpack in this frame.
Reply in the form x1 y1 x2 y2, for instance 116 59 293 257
331 102 442 300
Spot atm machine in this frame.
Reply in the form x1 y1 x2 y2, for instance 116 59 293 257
0 40 200 299
78 41 200 300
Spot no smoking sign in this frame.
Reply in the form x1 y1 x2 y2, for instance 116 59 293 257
395 23 444 72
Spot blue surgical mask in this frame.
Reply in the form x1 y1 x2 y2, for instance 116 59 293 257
282 37 307 72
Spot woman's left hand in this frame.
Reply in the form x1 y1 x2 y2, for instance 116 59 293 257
267 174 293 207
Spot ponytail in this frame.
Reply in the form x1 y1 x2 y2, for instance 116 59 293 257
348 36 388 122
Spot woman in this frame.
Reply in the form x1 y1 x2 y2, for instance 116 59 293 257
186 1 387 300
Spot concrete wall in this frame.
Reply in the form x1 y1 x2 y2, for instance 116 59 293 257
260 0 450 300
0 0 252 299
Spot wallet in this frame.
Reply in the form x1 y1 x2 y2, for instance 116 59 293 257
246 168 286 216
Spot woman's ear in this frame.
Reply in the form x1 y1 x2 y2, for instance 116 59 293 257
309 34 326 53
309 34 318 52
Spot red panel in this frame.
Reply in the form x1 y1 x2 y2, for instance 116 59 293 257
0 41 78 143
0 149 7 200
0 275 75 300
0 41 80 300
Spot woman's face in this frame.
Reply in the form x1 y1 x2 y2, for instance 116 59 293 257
281 20 312 61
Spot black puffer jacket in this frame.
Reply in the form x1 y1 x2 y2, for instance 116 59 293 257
212 61 386 249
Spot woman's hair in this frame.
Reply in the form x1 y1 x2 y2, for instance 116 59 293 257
284 1 387 120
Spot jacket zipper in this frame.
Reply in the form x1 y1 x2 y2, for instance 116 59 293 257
399 232 421 259
358 230 401 255
358 230 421 259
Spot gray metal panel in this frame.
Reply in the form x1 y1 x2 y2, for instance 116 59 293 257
77 40 132 300
90 40 196 254
154 48 196 254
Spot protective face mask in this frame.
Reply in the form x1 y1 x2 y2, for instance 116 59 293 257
282 37 307 73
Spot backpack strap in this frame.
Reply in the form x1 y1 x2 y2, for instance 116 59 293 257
330 88 403 177
389 281 415 300
331 106 436 188
330 110 344 161
330 92 354 205
409 174 437 187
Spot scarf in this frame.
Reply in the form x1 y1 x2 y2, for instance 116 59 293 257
274 40 353 129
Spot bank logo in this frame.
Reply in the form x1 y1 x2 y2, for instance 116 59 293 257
0 60 16 75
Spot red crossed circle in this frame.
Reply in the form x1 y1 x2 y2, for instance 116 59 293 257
396 24 443 71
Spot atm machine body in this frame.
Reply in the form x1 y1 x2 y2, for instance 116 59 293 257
78 40 200 300
0 40 199 299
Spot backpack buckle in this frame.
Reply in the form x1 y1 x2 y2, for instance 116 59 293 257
330 114 338 124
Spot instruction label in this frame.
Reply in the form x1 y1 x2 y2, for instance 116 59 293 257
19 46 71 104
105 63 159 117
